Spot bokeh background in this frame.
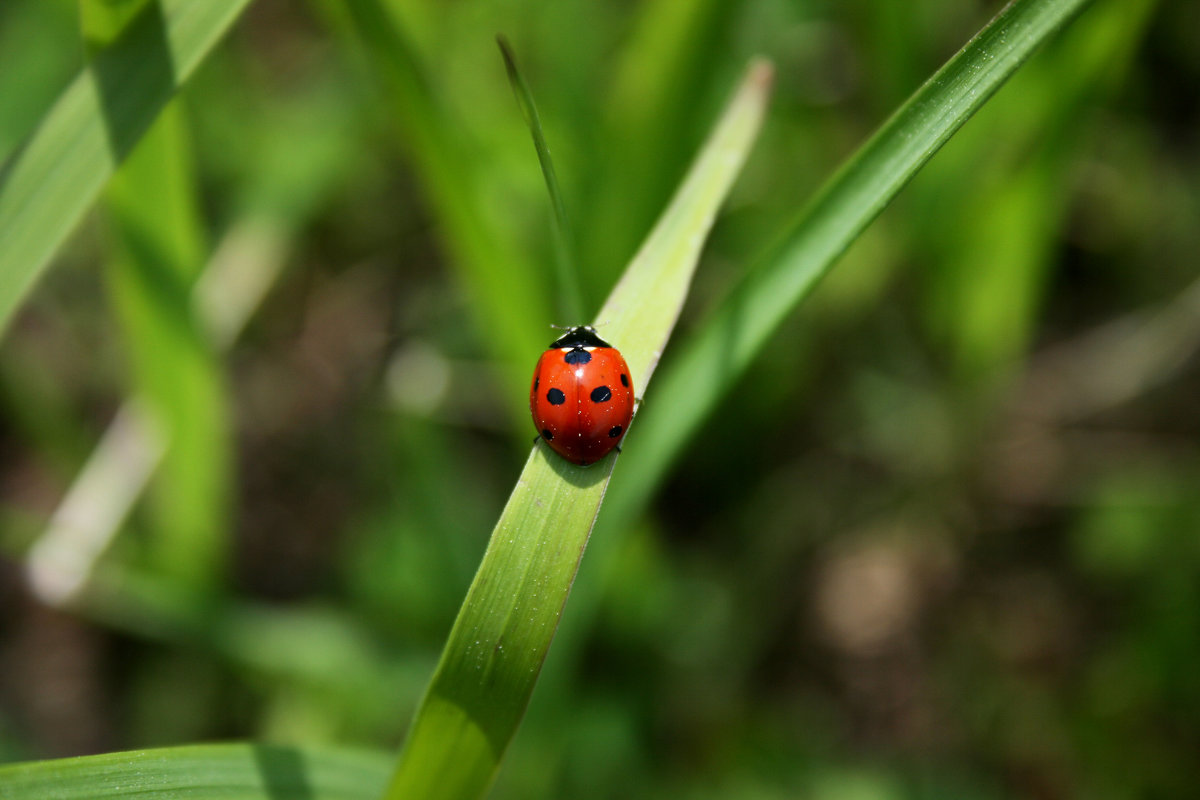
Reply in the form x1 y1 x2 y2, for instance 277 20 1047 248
2 0 1198 798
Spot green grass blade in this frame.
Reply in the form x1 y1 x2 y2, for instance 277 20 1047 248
104 112 232 591
595 60 775 380
0 743 390 800
24 70 358 607
0 0 252 337
497 34 584 323
382 60 773 800
606 0 1096 528
82 0 231 591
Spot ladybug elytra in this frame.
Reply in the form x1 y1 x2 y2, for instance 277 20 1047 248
529 326 634 466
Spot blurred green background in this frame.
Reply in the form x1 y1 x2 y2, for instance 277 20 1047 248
2 0 1199 798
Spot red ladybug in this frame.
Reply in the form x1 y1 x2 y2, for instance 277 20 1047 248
530 326 634 466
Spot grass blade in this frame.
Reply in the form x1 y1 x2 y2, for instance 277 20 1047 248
382 59 773 800
497 34 584 323
83 0 233 591
606 0 1097 530
0 0 253 337
918 0 1157 378
514 4 1105 771
0 743 390 800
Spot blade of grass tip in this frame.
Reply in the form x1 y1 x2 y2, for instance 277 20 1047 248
0 743 390 800
594 59 774 375
497 34 584 324
603 0 1097 534
382 59 773 800
0 0 253 337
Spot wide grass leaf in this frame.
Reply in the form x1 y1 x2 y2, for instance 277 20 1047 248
382 60 773 800
79 0 232 592
0 0 253 336
0 743 390 800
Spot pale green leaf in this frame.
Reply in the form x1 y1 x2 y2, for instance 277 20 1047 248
0 743 390 800
0 0 253 336
381 60 773 800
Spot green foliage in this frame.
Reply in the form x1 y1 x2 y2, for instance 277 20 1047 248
0 743 390 799
2 0 1198 798
383 61 771 800
605 0 1098 538
497 34 584 324
85 0 231 590
0 0 253 334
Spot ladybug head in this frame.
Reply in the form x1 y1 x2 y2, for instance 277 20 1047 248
549 325 612 349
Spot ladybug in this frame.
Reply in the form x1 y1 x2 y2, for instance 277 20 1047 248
530 326 634 466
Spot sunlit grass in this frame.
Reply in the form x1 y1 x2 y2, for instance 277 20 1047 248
0 0 1192 798
382 59 772 800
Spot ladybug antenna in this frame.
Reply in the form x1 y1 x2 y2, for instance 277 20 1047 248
549 323 571 331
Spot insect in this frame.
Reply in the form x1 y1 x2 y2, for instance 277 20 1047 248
529 326 635 466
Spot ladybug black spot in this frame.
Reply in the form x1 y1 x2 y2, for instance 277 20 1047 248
564 348 592 365
608 425 623 438
546 388 566 405
620 373 629 387
534 376 539 390
590 386 612 403
542 428 554 441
